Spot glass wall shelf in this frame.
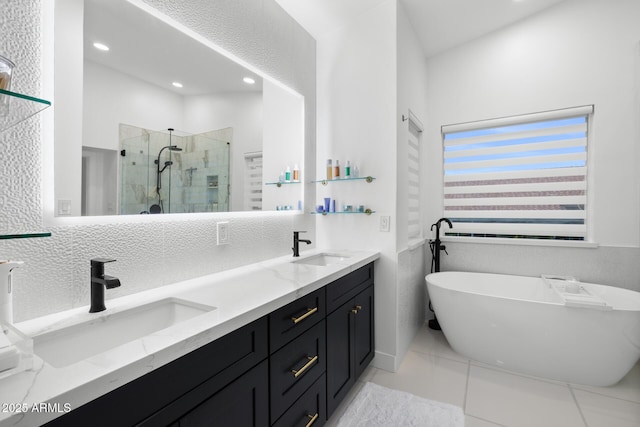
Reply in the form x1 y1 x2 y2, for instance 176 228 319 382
311 209 374 216
265 181 302 188
0 89 51 133
312 176 375 185
0 232 51 240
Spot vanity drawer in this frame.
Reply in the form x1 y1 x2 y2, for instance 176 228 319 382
273 373 326 427
326 263 374 313
270 320 326 424
270 287 326 352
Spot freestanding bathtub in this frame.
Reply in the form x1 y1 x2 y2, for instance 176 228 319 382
425 271 640 386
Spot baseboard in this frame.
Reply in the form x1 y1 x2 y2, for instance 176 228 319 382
371 350 397 373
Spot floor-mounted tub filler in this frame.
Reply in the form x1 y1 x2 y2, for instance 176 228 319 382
425 271 640 387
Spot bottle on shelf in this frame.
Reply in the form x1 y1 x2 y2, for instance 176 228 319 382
334 160 340 179
327 159 333 180
345 160 351 178
285 166 291 182
293 164 300 181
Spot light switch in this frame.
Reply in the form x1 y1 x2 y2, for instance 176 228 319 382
217 222 230 245
380 216 390 232
57 199 72 216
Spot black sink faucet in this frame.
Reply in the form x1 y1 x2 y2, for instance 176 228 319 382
89 258 121 313
292 231 312 257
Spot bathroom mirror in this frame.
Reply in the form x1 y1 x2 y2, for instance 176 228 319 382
53 0 304 216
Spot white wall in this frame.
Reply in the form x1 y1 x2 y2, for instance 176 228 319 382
83 60 186 150
425 0 640 290
316 0 398 371
1 0 316 322
54 0 83 216
184 91 263 211
262 80 305 211
394 1 429 367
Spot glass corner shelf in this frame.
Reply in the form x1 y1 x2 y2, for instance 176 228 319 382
312 176 375 185
0 89 52 134
265 180 302 187
0 232 52 240
311 209 375 216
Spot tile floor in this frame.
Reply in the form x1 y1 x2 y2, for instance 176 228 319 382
327 323 640 427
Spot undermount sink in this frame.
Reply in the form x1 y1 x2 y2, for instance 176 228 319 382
33 297 216 368
293 253 351 266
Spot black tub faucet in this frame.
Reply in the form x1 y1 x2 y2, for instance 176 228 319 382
292 231 312 257
89 258 121 313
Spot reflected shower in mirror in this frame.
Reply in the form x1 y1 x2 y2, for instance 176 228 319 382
54 0 304 216
119 127 231 215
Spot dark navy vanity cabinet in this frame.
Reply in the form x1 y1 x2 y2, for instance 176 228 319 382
43 263 374 427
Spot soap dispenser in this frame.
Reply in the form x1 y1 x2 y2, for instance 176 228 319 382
0 260 23 330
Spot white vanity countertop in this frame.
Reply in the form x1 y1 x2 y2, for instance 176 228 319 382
0 249 379 426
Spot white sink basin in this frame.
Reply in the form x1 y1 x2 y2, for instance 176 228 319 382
293 253 350 266
33 298 216 368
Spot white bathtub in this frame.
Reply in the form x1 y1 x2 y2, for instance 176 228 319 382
425 271 640 386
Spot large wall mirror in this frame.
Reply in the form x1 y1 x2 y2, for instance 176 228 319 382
53 0 304 216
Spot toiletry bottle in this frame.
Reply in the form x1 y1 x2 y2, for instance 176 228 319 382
346 160 351 178
327 159 333 180
334 160 340 179
353 164 359 178
279 171 284 183
293 164 299 181
285 166 291 182
0 260 23 330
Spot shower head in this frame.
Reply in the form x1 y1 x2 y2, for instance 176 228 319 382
155 145 182 165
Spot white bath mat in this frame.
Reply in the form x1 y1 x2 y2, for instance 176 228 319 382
337 382 465 427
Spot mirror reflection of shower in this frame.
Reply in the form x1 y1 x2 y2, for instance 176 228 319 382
119 125 231 215
152 128 183 213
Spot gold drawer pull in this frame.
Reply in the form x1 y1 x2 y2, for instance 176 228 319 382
305 413 319 427
292 307 318 324
291 355 318 378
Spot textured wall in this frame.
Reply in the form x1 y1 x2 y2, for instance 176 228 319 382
0 0 316 322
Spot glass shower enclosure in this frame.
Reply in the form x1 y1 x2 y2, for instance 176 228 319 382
119 128 230 214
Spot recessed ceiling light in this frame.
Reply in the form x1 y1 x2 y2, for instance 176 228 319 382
243 77 256 84
172 82 183 88
93 42 110 51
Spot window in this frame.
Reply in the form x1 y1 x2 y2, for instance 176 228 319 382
441 105 593 241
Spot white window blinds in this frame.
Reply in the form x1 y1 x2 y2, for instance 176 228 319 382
441 105 593 241
244 152 263 211
407 117 422 240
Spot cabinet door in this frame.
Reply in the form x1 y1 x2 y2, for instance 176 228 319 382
354 285 375 379
325 298 356 418
179 360 269 427
326 285 374 419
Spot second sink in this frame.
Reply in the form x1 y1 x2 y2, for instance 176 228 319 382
292 253 351 266
33 297 216 368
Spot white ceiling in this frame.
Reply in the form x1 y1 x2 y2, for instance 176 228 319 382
275 0 567 57
84 0 262 96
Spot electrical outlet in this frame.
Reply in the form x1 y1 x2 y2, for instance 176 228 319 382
217 221 230 245
380 216 390 232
